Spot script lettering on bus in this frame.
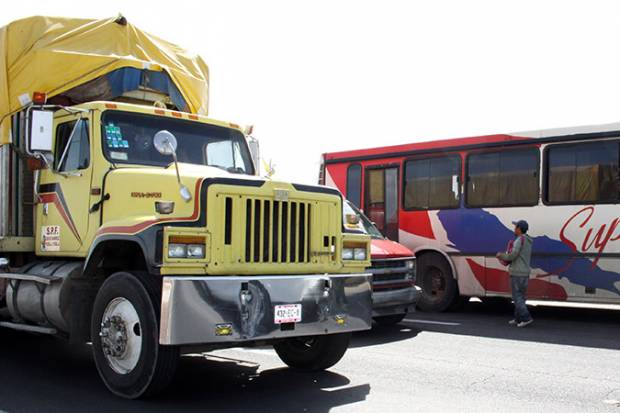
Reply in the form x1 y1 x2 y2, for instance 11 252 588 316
559 206 620 266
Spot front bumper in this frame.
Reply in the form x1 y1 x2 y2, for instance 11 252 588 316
159 273 372 346
373 285 421 317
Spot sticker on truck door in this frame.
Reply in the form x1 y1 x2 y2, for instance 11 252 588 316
41 225 60 251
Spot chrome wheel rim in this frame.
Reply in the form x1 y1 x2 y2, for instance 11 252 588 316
99 297 142 375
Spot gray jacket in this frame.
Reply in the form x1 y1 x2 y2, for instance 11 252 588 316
498 235 532 277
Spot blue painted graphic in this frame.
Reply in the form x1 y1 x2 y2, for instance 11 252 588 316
437 208 620 295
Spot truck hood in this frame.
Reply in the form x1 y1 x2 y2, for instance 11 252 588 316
370 239 414 259
98 162 339 236
109 162 264 184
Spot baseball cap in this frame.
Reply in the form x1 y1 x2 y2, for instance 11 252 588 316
512 220 529 233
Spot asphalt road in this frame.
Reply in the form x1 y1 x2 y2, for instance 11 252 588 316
1 300 619 413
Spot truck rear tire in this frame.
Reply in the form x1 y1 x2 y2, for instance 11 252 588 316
373 313 407 326
274 332 351 371
416 253 458 312
91 272 179 399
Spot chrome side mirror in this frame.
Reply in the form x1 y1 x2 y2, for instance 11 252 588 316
247 136 260 176
154 130 178 155
153 130 191 202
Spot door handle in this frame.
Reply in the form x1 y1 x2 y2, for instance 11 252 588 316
89 193 110 213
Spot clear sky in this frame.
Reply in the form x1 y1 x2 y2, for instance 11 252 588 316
4 1 620 184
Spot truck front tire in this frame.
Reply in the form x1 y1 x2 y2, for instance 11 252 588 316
91 272 179 399
274 332 351 371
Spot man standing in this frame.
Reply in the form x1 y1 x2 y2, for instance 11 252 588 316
497 220 533 328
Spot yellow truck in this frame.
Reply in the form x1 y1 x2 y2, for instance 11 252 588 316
0 16 372 399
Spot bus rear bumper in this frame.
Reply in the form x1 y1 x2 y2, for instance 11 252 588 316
159 273 372 345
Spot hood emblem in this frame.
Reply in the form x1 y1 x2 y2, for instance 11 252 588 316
274 189 289 201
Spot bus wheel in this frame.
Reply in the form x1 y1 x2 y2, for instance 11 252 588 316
274 333 351 371
416 253 458 312
91 272 179 399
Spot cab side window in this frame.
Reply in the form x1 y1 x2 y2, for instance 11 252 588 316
54 120 90 172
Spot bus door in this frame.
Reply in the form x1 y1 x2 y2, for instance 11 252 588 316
365 166 399 241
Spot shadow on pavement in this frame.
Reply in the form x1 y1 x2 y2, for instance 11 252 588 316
0 328 369 413
397 300 620 350
350 322 421 348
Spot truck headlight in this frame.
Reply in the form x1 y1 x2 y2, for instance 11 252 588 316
187 244 205 258
168 243 187 258
353 248 367 260
167 235 207 259
406 260 415 269
342 248 354 260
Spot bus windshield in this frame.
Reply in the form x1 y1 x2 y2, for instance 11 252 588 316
101 111 254 174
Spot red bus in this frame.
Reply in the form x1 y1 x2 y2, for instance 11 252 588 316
320 124 620 311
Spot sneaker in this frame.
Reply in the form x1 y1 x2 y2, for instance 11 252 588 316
508 319 517 325
517 319 533 328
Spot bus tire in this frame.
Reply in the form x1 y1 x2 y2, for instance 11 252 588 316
274 332 351 371
91 271 179 399
416 253 458 312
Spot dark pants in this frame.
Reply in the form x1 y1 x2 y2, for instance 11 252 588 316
511 276 532 322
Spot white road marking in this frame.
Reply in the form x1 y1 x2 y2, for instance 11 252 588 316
403 318 461 326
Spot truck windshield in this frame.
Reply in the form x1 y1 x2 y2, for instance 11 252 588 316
101 111 254 174
344 200 385 239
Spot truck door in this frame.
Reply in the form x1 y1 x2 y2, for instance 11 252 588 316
36 114 93 254
365 166 399 241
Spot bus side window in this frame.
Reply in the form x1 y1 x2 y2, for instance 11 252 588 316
466 148 539 208
404 155 461 210
546 141 620 204
346 164 362 208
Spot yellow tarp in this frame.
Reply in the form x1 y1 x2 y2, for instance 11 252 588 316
0 15 210 144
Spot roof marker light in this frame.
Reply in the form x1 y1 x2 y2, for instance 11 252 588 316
32 92 47 105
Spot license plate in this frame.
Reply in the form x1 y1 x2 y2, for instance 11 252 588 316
274 304 302 324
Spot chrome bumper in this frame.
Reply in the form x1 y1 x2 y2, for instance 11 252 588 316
159 273 372 345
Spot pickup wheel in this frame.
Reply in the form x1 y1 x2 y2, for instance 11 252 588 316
373 313 407 326
416 253 458 312
274 332 351 371
91 272 179 399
